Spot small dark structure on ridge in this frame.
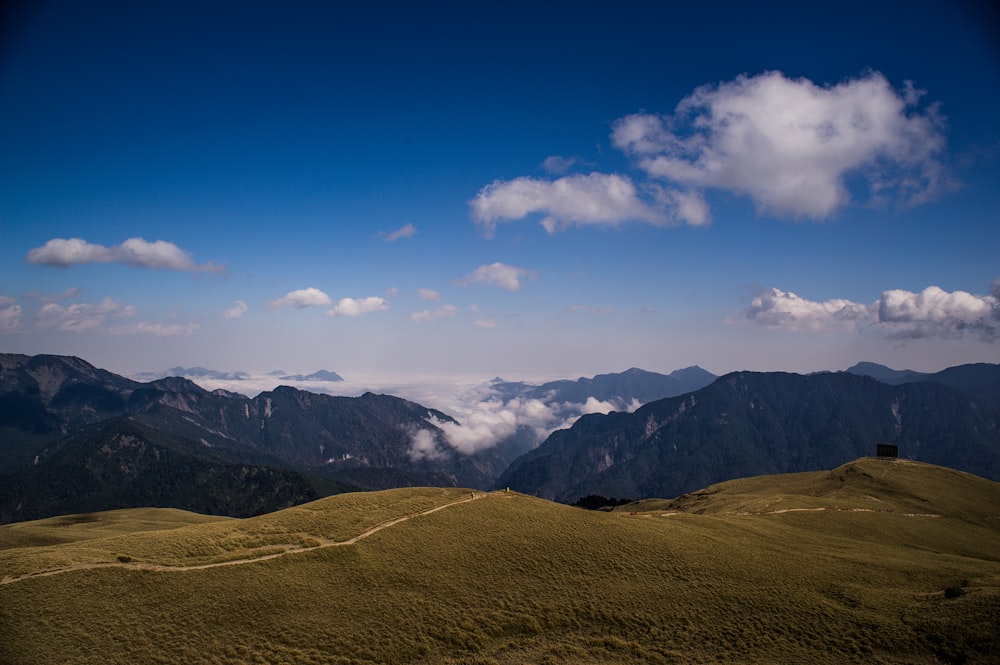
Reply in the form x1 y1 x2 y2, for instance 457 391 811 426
876 444 899 458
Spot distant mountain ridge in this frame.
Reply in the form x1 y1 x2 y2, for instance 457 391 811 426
135 366 345 383
491 366 717 407
499 369 1000 502
847 361 1000 404
278 370 344 382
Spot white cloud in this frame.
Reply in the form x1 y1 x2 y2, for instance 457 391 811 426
267 290 388 316
223 300 248 319
428 407 521 455
542 155 579 174
734 281 999 341
26 238 112 266
36 297 137 332
39 287 83 303
0 298 23 332
432 387 645 456
411 304 458 323
473 317 496 329
326 296 389 317
108 321 200 336
469 173 666 236
379 223 418 242
877 285 998 341
26 237 223 272
418 288 442 302
612 71 949 220
735 288 872 332
456 262 536 291
407 429 448 462
115 238 222 272
578 396 620 415
663 188 712 227
267 287 333 310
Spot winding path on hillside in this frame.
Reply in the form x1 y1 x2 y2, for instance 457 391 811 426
1 491 507 586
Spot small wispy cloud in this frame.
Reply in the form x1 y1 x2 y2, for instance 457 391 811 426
267 288 388 317
26 237 224 273
418 288 442 302
0 296 23 333
326 296 390 317
469 173 665 237
223 300 248 319
108 321 200 336
36 297 137 332
473 317 496 329
455 262 536 292
411 304 458 324
267 288 332 310
0 289 209 337
378 223 418 242
542 155 580 174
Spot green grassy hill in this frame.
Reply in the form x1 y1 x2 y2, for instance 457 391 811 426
1 461 998 664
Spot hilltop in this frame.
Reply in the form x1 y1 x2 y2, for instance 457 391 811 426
1 459 998 664
631 457 1000 518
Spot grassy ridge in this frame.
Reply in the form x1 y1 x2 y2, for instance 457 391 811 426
0 487 470 578
638 457 1000 518
1 462 998 664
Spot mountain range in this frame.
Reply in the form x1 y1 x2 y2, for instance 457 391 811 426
0 353 505 522
489 365 717 408
135 366 344 383
499 368 1000 501
1 352 998 523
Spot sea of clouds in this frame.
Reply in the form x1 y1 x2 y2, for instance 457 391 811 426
144 370 641 458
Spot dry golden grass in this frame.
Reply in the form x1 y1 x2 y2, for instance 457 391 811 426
1 460 998 664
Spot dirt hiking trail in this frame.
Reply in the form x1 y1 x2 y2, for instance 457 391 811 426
2 491 509 586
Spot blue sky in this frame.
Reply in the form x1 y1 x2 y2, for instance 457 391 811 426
2 0 999 380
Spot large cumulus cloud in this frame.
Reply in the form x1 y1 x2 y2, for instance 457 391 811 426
471 71 949 234
612 71 948 220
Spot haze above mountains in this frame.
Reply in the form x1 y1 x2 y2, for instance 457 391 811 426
1 352 998 524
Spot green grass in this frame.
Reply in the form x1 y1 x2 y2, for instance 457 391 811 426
1 461 998 664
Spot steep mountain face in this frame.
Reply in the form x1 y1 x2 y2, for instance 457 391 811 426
0 353 144 470
129 384 502 490
498 371 1000 502
490 366 717 407
0 417 325 523
0 354 502 523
